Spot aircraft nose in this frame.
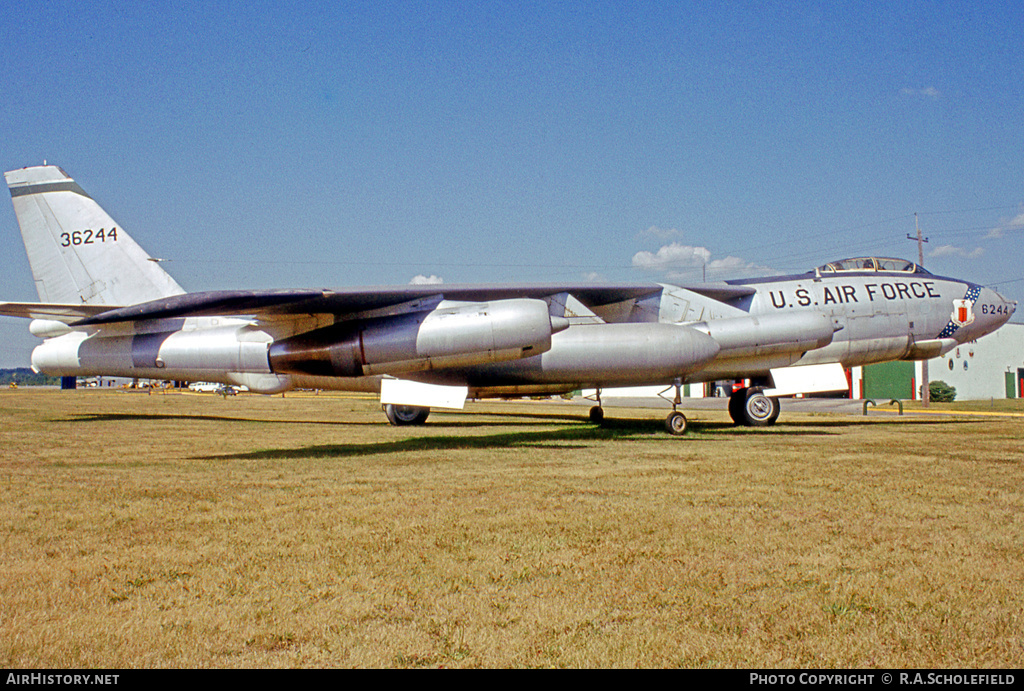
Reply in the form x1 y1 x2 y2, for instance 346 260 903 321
977 286 1016 329
941 284 1015 343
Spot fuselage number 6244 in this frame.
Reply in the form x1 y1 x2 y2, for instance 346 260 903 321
60 228 118 247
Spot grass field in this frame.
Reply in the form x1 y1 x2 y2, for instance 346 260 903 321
1 389 1021 668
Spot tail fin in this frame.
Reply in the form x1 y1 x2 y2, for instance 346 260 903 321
5 165 185 305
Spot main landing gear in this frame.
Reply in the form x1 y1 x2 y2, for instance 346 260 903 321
383 403 430 426
728 386 780 427
383 388 778 432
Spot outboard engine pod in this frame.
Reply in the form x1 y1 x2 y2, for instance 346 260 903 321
269 298 559 377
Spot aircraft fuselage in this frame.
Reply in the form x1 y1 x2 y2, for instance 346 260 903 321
4 165 1017 432
26 265 1013 399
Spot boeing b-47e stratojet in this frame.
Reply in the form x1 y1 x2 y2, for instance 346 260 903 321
2 165 1016 433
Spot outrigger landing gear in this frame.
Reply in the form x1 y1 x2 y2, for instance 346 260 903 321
665 410 687 435
383 404 430 426
663 379 688 435
588 383 690 435
728 386 780 427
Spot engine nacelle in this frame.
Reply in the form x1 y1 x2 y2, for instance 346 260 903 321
268 298 563 377
472 322 722 387
30 324 276 382
693 311 837 359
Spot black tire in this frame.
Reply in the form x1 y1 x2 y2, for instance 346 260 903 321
728 387 747 425
589 406 605 424
741 387 780 427
665 411 688 435
383 404 430 426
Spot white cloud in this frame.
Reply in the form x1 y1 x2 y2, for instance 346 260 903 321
929 245 983 259
985 211 1024 239
706 255 776 274
632 242 710 271
632 242 773 281
409 274 443 285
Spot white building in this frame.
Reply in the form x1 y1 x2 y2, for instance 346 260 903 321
920 321 1023 400
852 322 1024 400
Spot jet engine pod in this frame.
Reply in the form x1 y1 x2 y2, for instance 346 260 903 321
473 322 721 387
694 311 837 358
268 298 561 377
535 322 722 382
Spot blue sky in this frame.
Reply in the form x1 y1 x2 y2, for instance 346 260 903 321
2 1 1022 367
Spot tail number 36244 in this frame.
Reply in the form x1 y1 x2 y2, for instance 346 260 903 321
60 228 118 247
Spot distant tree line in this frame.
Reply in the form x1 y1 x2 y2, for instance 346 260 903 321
0 368 62 386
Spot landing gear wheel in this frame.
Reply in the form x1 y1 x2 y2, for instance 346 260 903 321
739 387 780 427
665 411 688 435
729 387 780 427
383 404 430 426
589 406 605 424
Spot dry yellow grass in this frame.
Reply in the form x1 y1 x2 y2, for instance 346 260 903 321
1 389 1021 668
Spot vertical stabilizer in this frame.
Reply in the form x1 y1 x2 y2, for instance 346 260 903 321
5 165 185 305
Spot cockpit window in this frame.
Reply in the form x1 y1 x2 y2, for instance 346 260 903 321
875 258 918 272
815 257 930 275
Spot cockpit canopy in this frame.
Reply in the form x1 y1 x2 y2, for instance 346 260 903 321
815 257 930 275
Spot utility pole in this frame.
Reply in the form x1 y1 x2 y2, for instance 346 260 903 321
908 213 929 406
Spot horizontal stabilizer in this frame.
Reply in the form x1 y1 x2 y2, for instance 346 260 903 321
0 301 117 322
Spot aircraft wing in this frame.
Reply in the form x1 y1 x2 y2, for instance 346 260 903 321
66 284 697 326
